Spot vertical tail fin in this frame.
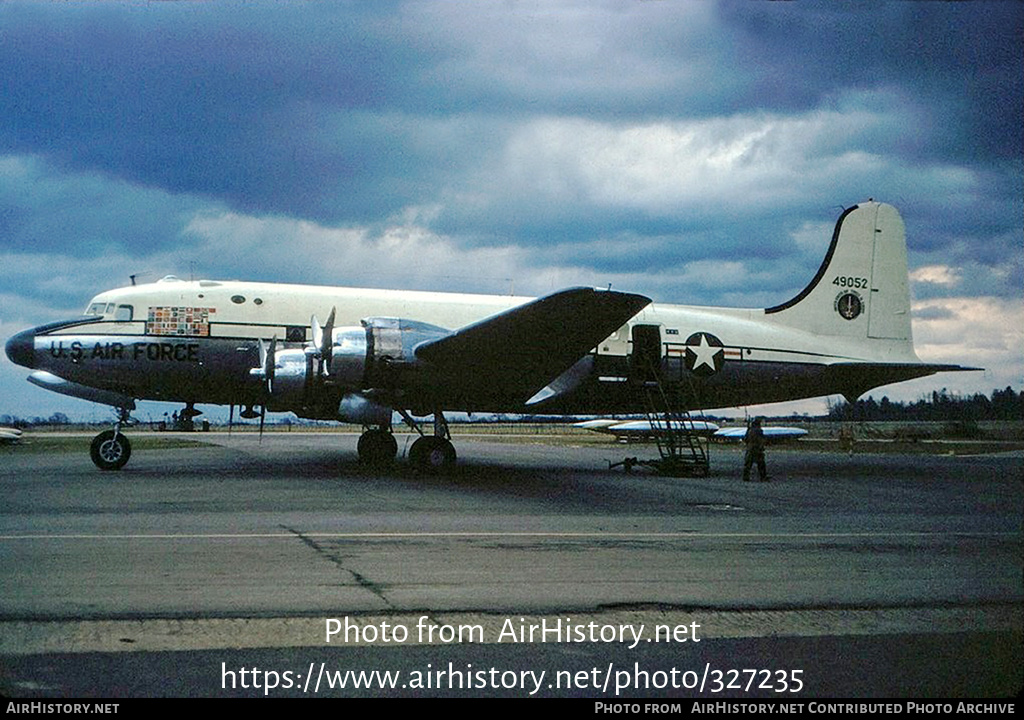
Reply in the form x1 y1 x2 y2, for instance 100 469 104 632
765 201 912 342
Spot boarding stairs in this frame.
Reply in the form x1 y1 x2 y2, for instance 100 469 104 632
609 352 710 477
637 370 710 477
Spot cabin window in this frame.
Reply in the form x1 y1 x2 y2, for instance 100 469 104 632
231 295 245 304
115 305 134 322
86 303 105 316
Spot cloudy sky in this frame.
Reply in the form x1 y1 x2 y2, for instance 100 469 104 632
1 1 1021 420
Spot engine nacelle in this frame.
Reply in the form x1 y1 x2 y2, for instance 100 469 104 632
329 326 372 387
338 317 450 387
264 347 310 410
263 317 451 416
337 392 392 425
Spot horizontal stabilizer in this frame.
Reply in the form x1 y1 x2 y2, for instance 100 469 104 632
827 362 981 404
415 287 650 403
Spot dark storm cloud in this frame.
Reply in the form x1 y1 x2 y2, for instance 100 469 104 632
0 2 439 221
2 0 1020 249
0 156 208 259
719 2 1023 164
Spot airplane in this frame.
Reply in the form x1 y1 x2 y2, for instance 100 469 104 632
0 427 24 444
5 200 976 472
712 425 808 443
574 418 807 444
575 418 721 441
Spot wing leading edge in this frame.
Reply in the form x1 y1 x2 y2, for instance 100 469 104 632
413 287 651 406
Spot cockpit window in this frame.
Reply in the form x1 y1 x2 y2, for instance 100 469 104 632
115 305 134 322
85 302 122 317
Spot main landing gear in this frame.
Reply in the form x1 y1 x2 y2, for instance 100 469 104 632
90 406 133 471
357 427 398 465
407 412 457 473
356 411 457 473
408 435 457 471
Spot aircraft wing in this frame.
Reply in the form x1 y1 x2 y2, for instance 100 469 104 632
413 287 650 405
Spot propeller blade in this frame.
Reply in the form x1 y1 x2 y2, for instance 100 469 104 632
259 403 266 444
257 337 268 373
311 314 323 352
320 307 336 375
265 336 277 395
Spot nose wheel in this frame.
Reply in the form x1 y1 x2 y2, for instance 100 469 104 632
90 430 132 471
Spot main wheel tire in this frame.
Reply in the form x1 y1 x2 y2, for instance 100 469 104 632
357 429 398 466
409 436 457 473
90 430 132 471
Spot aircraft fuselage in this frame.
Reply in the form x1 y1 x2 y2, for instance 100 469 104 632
9 275 931 417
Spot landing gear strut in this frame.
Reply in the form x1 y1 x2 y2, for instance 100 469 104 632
90 406 133 471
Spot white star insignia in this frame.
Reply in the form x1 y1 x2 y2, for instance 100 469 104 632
690 333 722 371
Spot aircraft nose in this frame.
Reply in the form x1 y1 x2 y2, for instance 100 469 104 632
5 328 35 368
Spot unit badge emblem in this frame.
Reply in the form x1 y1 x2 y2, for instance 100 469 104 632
835 291 863 320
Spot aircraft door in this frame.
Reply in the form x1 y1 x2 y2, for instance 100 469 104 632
630 324 663 381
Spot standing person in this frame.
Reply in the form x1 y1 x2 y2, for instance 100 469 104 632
743 417 768 482
838 424 856 457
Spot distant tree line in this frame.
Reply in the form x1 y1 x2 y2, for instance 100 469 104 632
1 412 71 428
827 387 1023 422
3 387 1022 427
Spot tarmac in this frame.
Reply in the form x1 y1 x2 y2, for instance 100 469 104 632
0 432 1020 698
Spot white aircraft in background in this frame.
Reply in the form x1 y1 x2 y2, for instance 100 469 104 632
0 427 23 444
6 201 974 471
574 418 807 443
712 426 808 442
575 418 720 441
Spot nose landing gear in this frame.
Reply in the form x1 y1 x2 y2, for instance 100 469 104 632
90 429 132 471
90 405 134 471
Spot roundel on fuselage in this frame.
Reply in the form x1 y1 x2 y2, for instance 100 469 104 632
684 332 724 377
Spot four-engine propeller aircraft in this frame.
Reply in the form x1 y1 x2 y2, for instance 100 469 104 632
5 201 974 471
